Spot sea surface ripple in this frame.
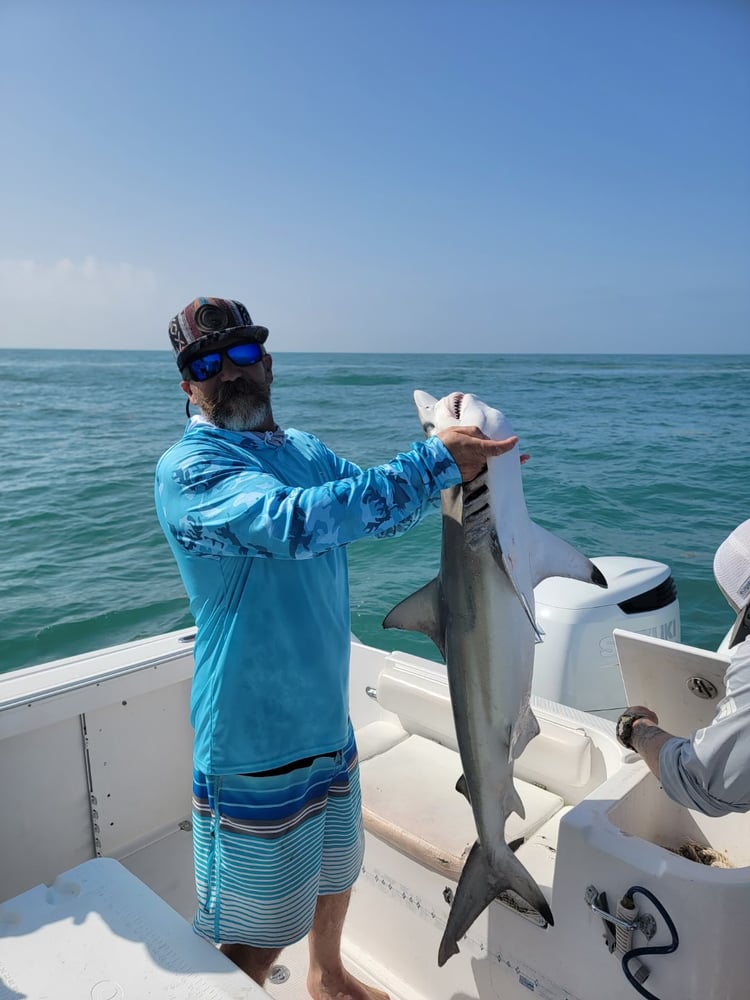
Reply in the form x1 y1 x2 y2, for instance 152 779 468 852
1 350 747 674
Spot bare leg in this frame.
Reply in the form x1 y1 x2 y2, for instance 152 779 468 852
306 890 389 1000
220 942 282 986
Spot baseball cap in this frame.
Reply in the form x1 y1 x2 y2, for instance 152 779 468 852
168 297 269 371
713 518 750 647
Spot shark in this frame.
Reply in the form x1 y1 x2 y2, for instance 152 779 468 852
383 390 608 966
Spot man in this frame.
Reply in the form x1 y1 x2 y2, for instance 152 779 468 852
155 297 519 1000
617 518 750 817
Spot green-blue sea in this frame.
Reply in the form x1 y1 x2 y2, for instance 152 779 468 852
1 351 748 676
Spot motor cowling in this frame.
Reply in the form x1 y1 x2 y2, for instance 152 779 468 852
532 557 680 718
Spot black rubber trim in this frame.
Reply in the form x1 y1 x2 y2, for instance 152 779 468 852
618 576 678 615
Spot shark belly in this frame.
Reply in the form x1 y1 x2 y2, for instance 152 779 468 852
443 549 537 853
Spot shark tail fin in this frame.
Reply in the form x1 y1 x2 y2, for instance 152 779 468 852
529 522 608 590
438 841 553 966
382 578 445 660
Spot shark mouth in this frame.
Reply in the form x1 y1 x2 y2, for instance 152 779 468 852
448 392 464 420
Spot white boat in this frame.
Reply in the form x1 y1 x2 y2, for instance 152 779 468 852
0 555 746 1000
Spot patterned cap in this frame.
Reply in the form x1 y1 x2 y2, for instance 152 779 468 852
168 297 269 370
713 518 750 646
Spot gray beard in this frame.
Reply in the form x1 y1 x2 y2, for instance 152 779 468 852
203 382 273 432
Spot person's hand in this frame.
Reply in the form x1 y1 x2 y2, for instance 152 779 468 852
616 705 660 751
437 426 519 483
623 705 659 726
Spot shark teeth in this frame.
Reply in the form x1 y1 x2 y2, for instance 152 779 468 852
448 392 464 419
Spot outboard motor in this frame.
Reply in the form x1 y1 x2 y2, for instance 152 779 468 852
532 557 680 718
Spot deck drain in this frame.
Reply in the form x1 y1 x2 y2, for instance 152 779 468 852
268 965 290 985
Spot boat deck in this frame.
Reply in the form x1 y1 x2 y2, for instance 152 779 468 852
120 824 397 1000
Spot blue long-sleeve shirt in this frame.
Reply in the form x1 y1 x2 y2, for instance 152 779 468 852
659 637 750 816
155 418 460 774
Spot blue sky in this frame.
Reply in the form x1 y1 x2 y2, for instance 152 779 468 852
1 1 748 352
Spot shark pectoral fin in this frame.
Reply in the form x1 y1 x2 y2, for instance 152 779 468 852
529 521 609 589
455 773 471 804
509 703 541 763
382 578 445 659
489 530 543 639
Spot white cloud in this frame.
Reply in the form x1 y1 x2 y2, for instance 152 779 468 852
0 257 167 349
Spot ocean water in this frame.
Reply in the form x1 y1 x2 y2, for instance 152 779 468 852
1 350 747 676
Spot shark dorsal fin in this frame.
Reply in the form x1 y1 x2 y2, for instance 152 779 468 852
382 578 445 660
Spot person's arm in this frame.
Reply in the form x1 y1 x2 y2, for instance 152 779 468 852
157 429 516 561
625 711 674 777
321 444 439 540
617 639 750 816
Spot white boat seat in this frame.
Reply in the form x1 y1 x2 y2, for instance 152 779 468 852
358 733 564 880
372 653 594 796
356 719 409 762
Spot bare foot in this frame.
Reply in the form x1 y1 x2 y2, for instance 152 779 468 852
307 968 389 1000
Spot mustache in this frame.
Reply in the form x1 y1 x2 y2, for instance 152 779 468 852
216 378 269 404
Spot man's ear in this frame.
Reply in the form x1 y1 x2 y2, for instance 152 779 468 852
181 380 197 403
263 354 273 384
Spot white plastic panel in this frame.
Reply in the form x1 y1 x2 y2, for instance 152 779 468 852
85 679 194 856
0 717 93 901
614 628 729 735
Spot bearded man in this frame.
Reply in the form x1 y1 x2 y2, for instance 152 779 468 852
155 296 518 999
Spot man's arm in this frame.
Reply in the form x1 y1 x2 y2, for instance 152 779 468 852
157 429 518 561
326 427 526 541
626 711 674 777
617 639 750 816
617 706 732 814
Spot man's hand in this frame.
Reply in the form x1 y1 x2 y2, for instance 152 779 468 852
624 705 660 727
615 704 673 779
438 426 519 483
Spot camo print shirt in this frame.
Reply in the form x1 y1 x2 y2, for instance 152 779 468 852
155 417 460 774
659 636 750 816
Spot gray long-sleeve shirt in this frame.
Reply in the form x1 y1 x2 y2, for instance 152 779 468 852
659 636 750 816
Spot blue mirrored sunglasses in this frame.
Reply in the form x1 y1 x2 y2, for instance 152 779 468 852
186 341 264 382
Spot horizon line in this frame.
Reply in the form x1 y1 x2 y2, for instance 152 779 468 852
1 347 748 357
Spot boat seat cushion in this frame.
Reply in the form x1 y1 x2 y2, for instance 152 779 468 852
374 656 593 795
356 720 409 762
358 733 564 879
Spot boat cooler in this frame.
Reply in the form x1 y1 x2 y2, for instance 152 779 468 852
0 857 268 998
532 556 680 716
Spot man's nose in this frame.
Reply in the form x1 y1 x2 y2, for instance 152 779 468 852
218 357 243 381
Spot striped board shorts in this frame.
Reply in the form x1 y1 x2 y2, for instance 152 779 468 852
191 724 364 948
